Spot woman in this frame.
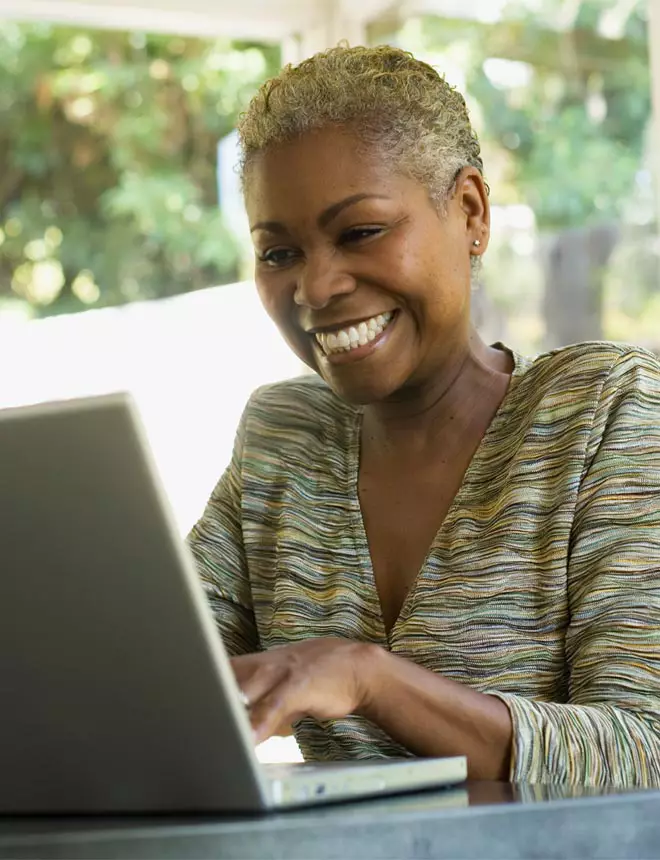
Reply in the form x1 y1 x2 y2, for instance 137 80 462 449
188 45 660 786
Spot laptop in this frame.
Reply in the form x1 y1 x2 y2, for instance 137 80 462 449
0 393 467 814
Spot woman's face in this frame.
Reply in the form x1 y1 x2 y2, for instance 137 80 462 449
245 126 489 405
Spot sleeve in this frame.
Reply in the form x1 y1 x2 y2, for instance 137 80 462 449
186 401 260 657
495 349 660 787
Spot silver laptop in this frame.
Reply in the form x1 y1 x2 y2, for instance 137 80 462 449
0 393 466 814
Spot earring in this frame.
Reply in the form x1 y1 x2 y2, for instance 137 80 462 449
473 239 481 248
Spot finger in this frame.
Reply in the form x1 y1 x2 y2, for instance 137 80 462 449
249 684 305 745
236 688 251 709
229 654 272 699
272 721 295 737
230 652 267 683
233 660 289 712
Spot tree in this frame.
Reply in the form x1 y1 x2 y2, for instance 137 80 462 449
400 0 653 347
0 23 279 317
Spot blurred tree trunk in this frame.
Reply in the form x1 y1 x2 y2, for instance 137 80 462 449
541 223 619 348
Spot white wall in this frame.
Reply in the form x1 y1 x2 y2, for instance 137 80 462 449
0 282 303 533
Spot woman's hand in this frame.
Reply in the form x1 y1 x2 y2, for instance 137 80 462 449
230 638 376 744
232 638 512 780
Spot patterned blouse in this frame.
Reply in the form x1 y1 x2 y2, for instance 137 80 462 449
187 341 660 787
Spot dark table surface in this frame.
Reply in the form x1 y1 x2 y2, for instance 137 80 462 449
1 781 659 859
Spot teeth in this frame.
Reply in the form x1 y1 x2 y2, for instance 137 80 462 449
315 311 395 356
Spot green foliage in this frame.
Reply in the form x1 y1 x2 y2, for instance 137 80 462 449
392 0 656 349
419 0 651 229
0 23 279 316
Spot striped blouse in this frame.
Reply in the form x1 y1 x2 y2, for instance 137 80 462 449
187 341 660 787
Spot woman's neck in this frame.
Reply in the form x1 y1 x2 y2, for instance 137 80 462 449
361 333 513 459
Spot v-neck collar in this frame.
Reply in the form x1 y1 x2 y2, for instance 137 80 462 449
344 344 530 645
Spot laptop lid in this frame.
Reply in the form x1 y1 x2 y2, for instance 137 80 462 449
0 393 271 814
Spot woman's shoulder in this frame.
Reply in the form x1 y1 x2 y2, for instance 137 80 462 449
516 340 660 395
242 373 356 441
249 373 351 413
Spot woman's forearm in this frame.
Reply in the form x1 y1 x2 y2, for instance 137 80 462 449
357 644 513 781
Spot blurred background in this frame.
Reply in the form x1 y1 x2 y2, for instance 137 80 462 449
0 0 658 759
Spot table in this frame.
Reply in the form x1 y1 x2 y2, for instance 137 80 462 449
1 782 659 859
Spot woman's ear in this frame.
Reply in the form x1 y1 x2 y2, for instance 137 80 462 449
455 167 490 257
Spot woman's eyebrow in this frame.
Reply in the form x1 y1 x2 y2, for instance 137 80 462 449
250 192 391 235
317 193 391 228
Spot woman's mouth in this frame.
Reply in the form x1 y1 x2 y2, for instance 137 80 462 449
313 311 396 361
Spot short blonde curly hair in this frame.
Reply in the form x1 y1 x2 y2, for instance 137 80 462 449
237 44 485 211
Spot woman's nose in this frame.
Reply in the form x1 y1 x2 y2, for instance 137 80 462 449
293 255 355 309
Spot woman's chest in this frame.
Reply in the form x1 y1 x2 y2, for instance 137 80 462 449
357 460 466 636
244 476 574 699
240 404 586 699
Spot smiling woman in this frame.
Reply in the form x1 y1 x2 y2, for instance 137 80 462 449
244 119 499 411
187 45 660 787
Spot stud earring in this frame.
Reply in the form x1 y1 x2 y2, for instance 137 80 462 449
473 239 481 248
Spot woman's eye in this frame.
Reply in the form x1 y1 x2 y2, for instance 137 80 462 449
341 227 384 244
258 248 298 267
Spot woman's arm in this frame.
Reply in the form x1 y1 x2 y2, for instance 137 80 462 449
358 645 512 780
187 402 259 656
490 351 660 786
233 636 512 779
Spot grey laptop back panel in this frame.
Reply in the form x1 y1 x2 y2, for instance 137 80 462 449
0 395 269 814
